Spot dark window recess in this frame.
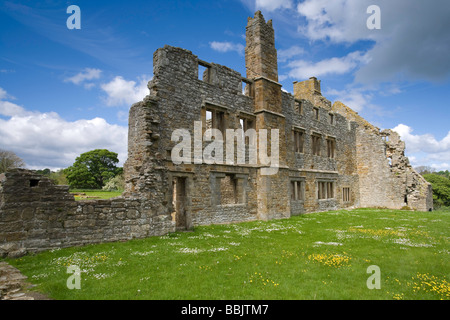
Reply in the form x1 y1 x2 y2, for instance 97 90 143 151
30 179 40 187
312 134 321 156
295 100 303 114
313 107 319 120
327 138 336 159
293 130 304 153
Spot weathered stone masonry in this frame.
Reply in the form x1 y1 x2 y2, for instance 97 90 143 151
0 170 173 258
0 12 432 258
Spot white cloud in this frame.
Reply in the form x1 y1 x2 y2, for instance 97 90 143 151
278 46 305 62
326 87 373 113
0 87 7 99
0 100 29 117
393 124 450 171
100 75 150 107
0 88 30 117
209 41 245 55
296 0 450 83
0 87 16 101
286 51 369 80
431 163 450 170
0 88 127 170
255 0 293 12
241 0 450 83
296 0 370 43
393 124 450 154
65 68 102 85
83 83 96 90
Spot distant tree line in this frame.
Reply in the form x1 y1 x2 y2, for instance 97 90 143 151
416 166 450 208
3 147 449 205
0 148 124 191
34 168 69 186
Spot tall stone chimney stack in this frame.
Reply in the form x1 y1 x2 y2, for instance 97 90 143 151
245 10 278 82
245 11 290 221
245 11 282 114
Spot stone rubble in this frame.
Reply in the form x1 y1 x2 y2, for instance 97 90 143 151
0 261 44 300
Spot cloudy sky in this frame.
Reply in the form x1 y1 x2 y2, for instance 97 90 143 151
0 0 449 171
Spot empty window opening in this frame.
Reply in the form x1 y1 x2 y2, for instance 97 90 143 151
219 174 245 205
198 64 209 82
318 182 326 199
313 107 319 120
237 118 246 159
238 117 251 143
236 117 256 164
241 79 253 97
198 59 214 84
295 100 303 115
290 180 304 201
312 134 321 156
318 181 335 200
206 110 213 130
220 175 237 205
204 108 226 134
327 182 334 199
293 130 304 153
239 117 255 133
343 187 351 202
329 113 334 125
241 81 247 95
327 138 336 159
30 179 39 187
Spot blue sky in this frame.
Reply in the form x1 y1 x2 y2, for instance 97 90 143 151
0 0 449 171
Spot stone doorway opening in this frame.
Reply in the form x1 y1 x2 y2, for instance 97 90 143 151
172 177 188 231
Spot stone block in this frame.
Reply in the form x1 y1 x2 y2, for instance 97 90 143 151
64 220 80 228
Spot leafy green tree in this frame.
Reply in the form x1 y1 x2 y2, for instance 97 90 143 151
423 173 450 208
50 169 68 185
64 149 121 189
35 168 51 176
102 173 125 191
436 170 450 179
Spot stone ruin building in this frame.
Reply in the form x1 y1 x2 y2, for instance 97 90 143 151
0 12 433 258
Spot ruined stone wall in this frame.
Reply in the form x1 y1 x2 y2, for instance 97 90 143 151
333 101 401 209
0 169 174 258
124 34 294 225
125 45 263 228
0 11 434 258
382 129 433 211
282 86 359 215
293 77 332 111
332 101 432 211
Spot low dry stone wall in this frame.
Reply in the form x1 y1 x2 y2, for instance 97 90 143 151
0 169 175 258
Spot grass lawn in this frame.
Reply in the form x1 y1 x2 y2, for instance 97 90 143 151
70 189 123 200
5 208 449 300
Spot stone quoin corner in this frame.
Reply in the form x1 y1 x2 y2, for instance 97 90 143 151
0 11 432 258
